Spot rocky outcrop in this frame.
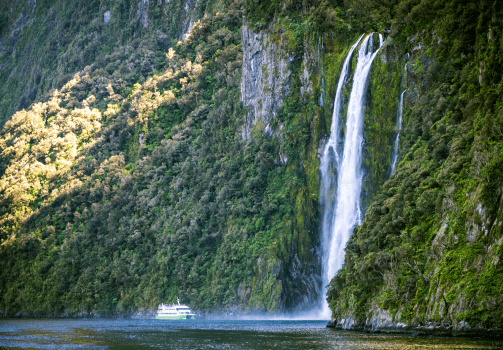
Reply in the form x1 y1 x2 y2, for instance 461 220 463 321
136 0 150 29
240 23 291 139
282 253 322 311
181 0 199 40
327 308 503 337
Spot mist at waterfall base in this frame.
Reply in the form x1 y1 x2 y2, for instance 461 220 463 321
318 33 384 319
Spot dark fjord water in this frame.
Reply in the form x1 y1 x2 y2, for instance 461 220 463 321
0 319 501 350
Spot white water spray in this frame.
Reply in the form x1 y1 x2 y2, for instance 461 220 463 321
319 34 384 318
391 89 406 174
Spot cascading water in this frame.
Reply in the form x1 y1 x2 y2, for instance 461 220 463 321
319 35 362 317
391 89 406 174
319 33 384 318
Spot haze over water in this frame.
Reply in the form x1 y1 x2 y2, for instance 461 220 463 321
0 319 501 350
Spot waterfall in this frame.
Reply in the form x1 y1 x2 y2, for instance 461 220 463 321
319 33 384 318
391 89 406 174
319 34 362 316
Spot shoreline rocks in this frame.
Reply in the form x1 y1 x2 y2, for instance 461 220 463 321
326 317 503 338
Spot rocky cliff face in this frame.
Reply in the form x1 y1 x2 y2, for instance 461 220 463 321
239 21 323 312
240 23 291 140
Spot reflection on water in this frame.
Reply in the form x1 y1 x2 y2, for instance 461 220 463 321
0 319 501 350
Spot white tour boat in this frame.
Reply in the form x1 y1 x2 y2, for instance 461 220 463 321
156 298 195 319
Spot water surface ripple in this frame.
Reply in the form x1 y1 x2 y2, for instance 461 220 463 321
0 319 501 350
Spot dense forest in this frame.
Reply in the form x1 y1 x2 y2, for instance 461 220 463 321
0 0 502 335
0 0 323 315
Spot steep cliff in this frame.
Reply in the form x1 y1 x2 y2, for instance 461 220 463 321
326 0 503 336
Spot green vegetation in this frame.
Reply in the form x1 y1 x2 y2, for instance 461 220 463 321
0 0 328 315
0 0 222 128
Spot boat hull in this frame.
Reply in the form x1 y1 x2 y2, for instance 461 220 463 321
156 315 194 320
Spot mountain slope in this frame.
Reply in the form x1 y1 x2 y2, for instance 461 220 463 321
0 0 323 315
327 0 503 335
